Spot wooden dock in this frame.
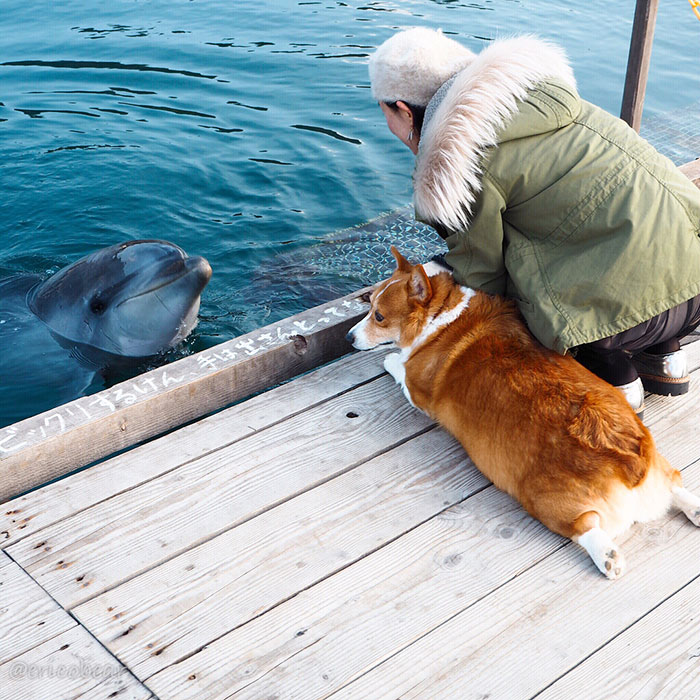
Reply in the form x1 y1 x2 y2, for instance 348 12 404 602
2 341 700 699
1 159 699 699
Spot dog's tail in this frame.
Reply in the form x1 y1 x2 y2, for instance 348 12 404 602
567 390 652 488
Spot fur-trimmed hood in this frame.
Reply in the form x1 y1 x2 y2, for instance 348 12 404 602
413 36 577 231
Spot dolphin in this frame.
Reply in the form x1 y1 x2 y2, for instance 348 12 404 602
0 239 212 427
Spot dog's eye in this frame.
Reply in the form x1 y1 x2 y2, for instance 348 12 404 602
375 311 384 322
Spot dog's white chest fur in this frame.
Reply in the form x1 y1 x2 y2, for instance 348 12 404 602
383 351 415 407
383 284 474 409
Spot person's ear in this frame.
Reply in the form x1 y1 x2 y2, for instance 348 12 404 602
395 101 414 128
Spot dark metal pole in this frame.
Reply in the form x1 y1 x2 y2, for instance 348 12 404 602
620 0 659 131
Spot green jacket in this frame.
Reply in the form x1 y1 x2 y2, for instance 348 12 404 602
413 38 700 354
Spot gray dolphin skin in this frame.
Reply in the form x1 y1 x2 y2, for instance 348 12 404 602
0 240 211 427
29 239 212 361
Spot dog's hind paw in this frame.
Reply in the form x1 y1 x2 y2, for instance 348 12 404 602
688 508 700 527
603 548 625 579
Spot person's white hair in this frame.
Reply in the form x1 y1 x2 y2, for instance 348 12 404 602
369 27 475 107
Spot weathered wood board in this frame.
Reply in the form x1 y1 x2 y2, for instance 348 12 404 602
0 349 386 548
0 288 371 503
538 574 700 699
0 552 72 666
6 373 434 609
73 429 484 680
0 551 150 700
0 625 152 700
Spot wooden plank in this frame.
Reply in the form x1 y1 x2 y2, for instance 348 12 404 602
0 289 370 504
0 348 386 548
330 464 700 700
143 479 565 699
0 552 74 665
71 430 486 681
6 374 433 609
143 362 700 699
679 158 700 186
0 625 152 700
620 0 659 131
537 575 700 699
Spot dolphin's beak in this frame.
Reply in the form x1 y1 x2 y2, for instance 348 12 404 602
187 256 212 290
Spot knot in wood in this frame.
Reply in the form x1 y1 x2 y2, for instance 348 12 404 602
292 334 308 355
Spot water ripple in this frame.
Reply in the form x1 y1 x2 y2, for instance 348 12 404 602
16 108 100 119
2 60 217 80
117 102 217 119
45 144 134 154
291 124 361 144
249 158 293 165
227 100 268 112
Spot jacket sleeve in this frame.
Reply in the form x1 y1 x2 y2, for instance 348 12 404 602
442 172 508 296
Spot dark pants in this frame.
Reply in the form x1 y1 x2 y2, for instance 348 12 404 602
575 294 700 385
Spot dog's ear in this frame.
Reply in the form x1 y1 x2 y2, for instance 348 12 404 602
391 245 411 273
408 265 432 305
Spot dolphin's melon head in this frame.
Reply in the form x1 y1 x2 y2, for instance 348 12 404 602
29 240 212 359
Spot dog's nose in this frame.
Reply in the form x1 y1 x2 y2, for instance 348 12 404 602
345 330 355 346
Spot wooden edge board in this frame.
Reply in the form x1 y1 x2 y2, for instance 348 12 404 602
0 288 372 504
0 348 390 549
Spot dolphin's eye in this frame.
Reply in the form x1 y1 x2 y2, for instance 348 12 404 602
375 311 384 322
90 298 107 315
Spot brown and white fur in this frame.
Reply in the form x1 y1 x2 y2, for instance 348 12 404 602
347 248 700 578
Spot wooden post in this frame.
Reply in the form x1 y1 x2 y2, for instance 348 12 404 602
620 0 659 131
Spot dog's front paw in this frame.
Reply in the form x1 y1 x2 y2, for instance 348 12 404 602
383 353 404 382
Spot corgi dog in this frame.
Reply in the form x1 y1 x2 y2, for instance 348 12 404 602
346 247 700 578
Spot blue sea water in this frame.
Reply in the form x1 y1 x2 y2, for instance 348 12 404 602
1 0 699 426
